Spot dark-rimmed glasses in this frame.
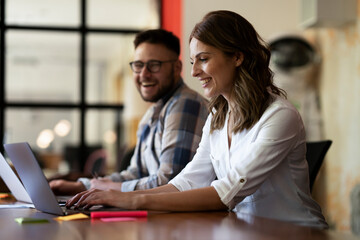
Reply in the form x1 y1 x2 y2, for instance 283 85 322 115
129 60 177 73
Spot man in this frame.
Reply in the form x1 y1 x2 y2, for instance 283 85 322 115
50 29 208 195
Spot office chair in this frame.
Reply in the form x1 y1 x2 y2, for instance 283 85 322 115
83 149 108 176
47 148 107 182
306 140 332 192
118 147 135 172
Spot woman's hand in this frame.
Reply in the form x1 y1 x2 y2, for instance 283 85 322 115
65 185 225 212
65 189 139 210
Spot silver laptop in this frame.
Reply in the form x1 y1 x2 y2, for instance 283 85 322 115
3 142 93 215
0 152 32 203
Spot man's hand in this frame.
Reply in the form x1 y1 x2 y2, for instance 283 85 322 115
49 179 86 195
90 178 122 191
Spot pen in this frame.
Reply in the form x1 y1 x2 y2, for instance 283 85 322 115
92 171 99 179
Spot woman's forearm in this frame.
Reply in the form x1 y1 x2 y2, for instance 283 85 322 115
66 184 227 212
136 186 227 212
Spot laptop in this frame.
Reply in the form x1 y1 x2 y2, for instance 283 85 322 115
3 142 105 215
0 152 33 203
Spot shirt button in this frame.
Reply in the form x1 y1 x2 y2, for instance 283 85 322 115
240 178 245 183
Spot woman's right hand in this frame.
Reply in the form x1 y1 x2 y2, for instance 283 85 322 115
65 189 140 210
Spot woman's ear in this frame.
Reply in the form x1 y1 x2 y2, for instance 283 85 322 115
234 52 244 67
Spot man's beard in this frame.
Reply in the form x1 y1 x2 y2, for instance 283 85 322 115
140 68 177 102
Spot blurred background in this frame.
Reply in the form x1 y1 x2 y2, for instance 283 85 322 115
1 0 360 234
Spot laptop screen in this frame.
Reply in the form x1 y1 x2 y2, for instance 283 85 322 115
4 142 64 215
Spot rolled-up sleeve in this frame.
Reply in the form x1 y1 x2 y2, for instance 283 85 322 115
211 107 303 208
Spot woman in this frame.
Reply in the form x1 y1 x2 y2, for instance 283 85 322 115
67 10 328 228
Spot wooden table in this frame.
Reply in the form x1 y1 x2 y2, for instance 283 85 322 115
0 202 359 240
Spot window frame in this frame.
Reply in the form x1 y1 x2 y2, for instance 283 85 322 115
0 0 161 167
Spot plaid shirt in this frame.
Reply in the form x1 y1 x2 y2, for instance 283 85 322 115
107 79 208 191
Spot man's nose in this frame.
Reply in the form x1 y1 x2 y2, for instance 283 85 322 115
140 65 151 77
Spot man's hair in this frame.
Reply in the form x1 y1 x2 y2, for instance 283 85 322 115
134 29 180 56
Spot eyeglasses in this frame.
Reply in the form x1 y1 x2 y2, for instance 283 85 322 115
129 60 177 73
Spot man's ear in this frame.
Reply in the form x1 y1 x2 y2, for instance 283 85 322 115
175 59 182 74
234 52 244 67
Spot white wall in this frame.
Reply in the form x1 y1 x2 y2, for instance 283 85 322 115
182 0 301 94
304 3 360 230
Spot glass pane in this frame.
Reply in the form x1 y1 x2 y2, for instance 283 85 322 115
4 108 80 175
87 33 135 104
6 31 80 102
87 0 160 29
86 109 123 173
6 0 80 27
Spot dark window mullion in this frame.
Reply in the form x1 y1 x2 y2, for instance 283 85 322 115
5 25 80 32
79 0 87 166
0 0 6 153
5 102 124 109
5 24 141 35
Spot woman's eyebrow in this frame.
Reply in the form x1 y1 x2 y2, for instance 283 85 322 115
190 51 212 61
196 52 211 57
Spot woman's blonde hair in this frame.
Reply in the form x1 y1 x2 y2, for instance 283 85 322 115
190 10 286 133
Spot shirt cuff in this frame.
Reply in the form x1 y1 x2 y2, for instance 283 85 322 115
108 172 123 182
211 176 247 209
77 178 91 190
121 179 139 192
168 177 190 192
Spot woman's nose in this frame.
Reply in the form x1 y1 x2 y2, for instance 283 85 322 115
191 63 200 77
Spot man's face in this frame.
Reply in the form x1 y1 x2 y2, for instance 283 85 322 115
132 43 181 102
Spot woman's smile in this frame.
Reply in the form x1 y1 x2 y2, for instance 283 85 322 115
199 78 211 86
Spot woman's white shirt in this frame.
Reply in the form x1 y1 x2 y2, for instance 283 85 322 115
169 96 328 228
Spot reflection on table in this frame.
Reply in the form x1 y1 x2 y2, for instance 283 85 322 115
0 199 359 240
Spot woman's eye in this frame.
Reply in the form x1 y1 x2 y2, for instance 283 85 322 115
199 58 207 62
